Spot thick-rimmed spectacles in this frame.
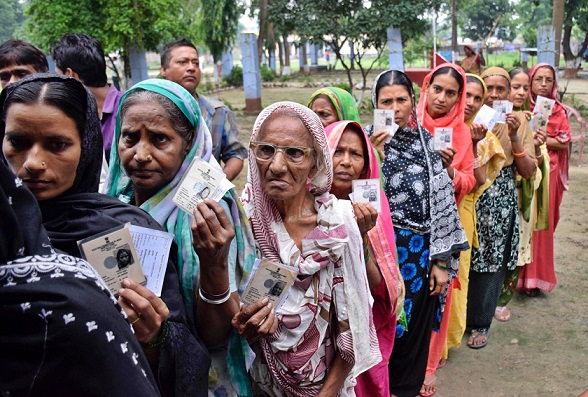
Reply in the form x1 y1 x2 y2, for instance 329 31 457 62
250 141 314 164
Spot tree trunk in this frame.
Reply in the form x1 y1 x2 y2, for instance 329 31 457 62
257 0 268 66
451 0 458 60
277 36 284 71
283 34 290 67
552 0 565 67
562 28 588 78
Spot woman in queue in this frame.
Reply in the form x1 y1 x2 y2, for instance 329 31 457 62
518 63 571 296
444 74 505 358
467 67 537 349
494 68 548 321
308 86 361 128
238 102 379 396
103 79 260 396
0 157 159 396
415 63 475 396
0 74 209 395
324 119 403 397
368 70 468 397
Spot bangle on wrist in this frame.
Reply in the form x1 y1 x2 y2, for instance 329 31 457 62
512 148 527 158
434 262 448 270
140 320 169 350
199 286 231 305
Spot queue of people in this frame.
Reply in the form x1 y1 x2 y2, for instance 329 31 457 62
0 35 572 397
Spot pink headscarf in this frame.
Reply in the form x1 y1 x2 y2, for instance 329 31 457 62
324 120 401 315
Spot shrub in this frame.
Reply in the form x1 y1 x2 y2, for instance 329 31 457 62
224 66 243 87
260 65 276 82
334 82 351 93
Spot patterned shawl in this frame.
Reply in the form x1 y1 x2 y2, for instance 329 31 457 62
308 86 361 123
241 102 379 396
529 62 571 192
324 120 404 322
368 70 469 277
103 79 256 395
417 63 475 205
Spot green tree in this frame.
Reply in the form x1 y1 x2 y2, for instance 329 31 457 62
514 0 552 47
561 0 588 76
198 0 242 62
459 0 514 41
25 0 189 82
0 0 26 42
293 0 429 103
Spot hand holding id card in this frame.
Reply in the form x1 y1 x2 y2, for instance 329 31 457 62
374 109 399 143
433 127 453 150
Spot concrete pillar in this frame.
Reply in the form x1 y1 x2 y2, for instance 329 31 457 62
221 49 233 78
239 33 262 113
387 28 404 71
537 26 556 66
310 43 319 66
129 45 149 85
269 47 276 71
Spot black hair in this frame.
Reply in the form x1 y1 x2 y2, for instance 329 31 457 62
509 67 529 80
0 40 49 72
160 38 198 68
1 78 87 136
120 89 194 143
51 33 107 87
466 75 485 89
374 70 416 106
430 66 464 94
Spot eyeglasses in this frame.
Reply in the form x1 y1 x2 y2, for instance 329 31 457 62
533 77 554 84
250 141 314 164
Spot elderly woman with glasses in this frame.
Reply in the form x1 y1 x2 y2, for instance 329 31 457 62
235 102 379 396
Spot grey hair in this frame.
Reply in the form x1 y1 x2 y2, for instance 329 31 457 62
120 89 194 143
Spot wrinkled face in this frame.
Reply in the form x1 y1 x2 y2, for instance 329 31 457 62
331 128 365 199
118 101 191 200
310 95 338 128
3 103 81 200
377 84 413 128
160 46 201 95
483 75 509 107
0 64 38 88
255 114 316 202
531 66 554 99
510 72 530 108
464 82 484 121
425 73 461 119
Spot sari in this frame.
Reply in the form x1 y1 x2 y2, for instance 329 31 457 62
418 64 475 379
0 74 209 396
468 67 535 331
0 155 160 396
518 63 571 293
368 70 468 397
443 74 506 355
241 102 379 396
325 120 403 397
103 79 257 396
308 86 361 123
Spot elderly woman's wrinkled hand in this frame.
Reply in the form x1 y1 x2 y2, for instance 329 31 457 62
191 199 236 269
232 297 278 344
118 278 170 344
369 130 389 160
353 202 378 236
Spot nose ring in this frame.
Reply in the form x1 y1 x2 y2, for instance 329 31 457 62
146 155 153 161
41 161 46 167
